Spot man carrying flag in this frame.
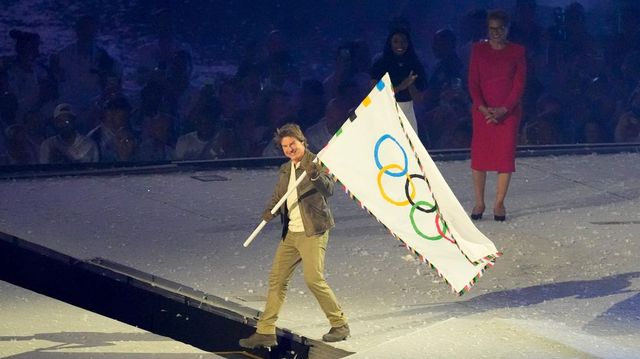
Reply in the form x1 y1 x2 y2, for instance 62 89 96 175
239 123 350 349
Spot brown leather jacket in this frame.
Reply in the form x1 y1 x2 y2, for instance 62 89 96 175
263 150 335 238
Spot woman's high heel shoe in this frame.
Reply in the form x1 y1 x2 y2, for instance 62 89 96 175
493 206 506 221
470 212 483 220
470 206 485 220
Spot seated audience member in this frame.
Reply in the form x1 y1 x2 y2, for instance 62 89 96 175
40 103 98 163
4 110 46 164
137 112 174 161
4 124 34 164
0 86 19 129
132 7 192 87
425 28 464 110
255 90 296 157
436 117 472 149
306 97 350 153
520 93 563 145
130 80 165 135
520 112 562 145
296 79 326 131
3 29 49 121
163 50 199 135
174 102 223 160
420 83 469 148
323 41 371 103
114 126 137 162
87 96 132 162
0 127 6 165
578 120 607 144
52 15 122 119
84 74 125 134
614 86 640 142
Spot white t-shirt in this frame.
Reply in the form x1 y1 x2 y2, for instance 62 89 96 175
39 133 99 164
286 161 305 233
174 131 218 160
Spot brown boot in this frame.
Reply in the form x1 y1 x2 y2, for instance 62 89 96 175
322 323 350 342
239 333 277 349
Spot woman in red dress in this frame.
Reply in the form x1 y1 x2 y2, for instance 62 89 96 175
468 10 526 221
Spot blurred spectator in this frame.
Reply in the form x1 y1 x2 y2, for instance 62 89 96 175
137 112 174 161
4 109 47 164
520 112 561 145
174 99 224 160
306 97 350 153
508 0 545 117
4 124 37 164
614 86 640 143
2 29 49 121
296 78 326 131
422 104 455 149
618 51 640 101
323 40 371 103
447 118 472 148
114 126 137 162
255 90 296 157
605 5 640 80
84 74 125 134
425 29 464 111
87 96 132 162
40 103 98 163
509 0 543 54
217 78 249 130
422 83 469 149
52 15 122 121
0 83 19 129
458 8 488 69
578 120 607 144
584 75 617 140
259 30 300 97
546 2 596 74
0 127 6 164
520 93 564 145
163 50 199 135
130 80 166 135
133 8 192 87
370 27 427 131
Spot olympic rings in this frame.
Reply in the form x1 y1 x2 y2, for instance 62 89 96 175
374 134 408 177
377 164 416 206
373 133 456 244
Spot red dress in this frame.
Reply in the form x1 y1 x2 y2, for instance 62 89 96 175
468 40 526 172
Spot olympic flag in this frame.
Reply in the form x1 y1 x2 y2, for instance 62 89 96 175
318 73 501 295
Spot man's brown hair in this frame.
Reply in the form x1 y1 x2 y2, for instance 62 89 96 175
273 123 306 147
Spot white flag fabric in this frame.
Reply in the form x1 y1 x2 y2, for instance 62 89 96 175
318 73 501 295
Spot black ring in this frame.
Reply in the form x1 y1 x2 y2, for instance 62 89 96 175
404 174 438 213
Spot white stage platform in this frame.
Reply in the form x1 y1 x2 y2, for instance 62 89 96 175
1 152 639 358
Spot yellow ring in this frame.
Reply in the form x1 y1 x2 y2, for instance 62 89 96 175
377 163 416 206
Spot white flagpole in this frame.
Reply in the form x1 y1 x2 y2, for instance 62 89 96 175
242 171 308 247
243 155 324 248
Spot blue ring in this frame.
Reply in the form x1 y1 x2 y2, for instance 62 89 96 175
374 134 408 177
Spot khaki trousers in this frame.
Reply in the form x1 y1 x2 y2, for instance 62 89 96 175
256 231 347 334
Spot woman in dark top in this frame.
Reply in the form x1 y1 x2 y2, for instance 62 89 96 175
370 28 427 131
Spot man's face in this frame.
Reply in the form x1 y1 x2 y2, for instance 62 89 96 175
280 136 305 163
53 114 75 139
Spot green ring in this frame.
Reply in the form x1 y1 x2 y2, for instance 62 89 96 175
409 200 441 241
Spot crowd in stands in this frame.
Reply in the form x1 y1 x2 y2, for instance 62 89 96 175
1 1 640 165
